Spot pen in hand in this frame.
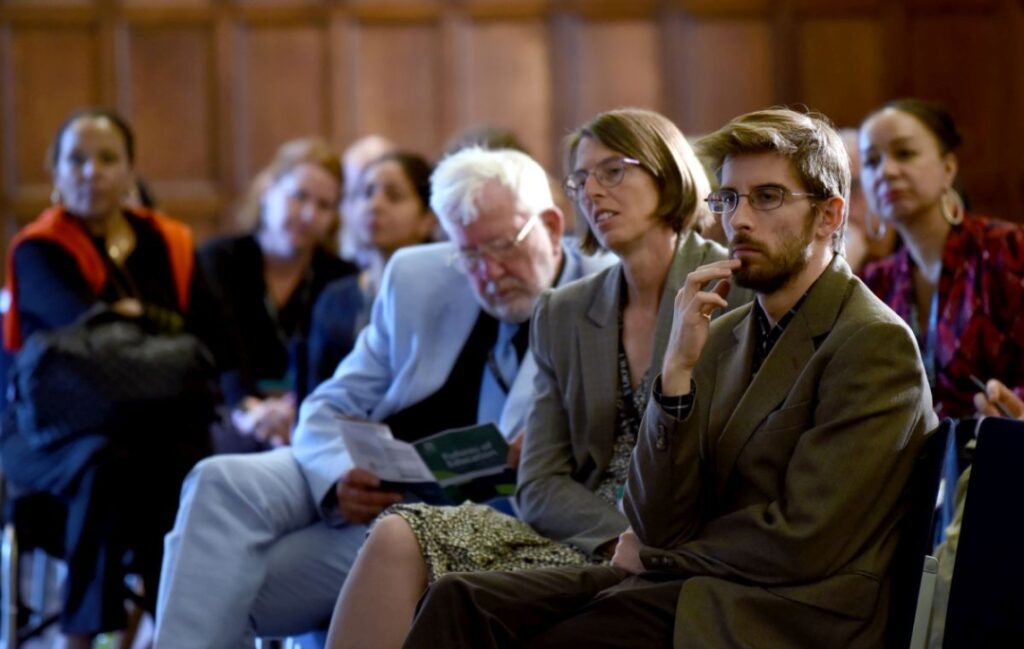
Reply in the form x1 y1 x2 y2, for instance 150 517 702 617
969 374 1014 418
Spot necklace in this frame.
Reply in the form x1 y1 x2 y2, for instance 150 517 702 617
105 217 137 266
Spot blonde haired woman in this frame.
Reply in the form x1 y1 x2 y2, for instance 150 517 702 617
202 137 357 451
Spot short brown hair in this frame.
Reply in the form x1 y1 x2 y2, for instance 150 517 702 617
236 137 343 232
697 108 849 254
566 108 713 254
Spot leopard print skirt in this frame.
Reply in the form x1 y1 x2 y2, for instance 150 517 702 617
386 501 602 583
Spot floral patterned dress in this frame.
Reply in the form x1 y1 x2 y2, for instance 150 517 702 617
861 215 1024 418
387 327 652 583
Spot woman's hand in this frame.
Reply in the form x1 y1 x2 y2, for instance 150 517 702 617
974 378 1024 420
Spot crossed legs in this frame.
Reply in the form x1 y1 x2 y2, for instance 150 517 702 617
400 565 681 649
154 448 368 649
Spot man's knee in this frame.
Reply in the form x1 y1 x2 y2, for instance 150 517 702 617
421 572 476 610
180 454 247 504
181 450 295 509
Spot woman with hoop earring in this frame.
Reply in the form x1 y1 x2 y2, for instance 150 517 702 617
859 98 1024 419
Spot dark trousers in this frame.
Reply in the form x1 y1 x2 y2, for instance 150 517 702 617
1 423 208 634
402 565 683 649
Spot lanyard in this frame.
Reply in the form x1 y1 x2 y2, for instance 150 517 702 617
918 290 940 388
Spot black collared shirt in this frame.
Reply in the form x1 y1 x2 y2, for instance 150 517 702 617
751 296 806 375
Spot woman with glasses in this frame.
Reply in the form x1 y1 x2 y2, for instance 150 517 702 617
859 99 1024 418
324 108 750 649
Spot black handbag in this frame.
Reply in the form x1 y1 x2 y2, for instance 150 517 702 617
8 306 218 449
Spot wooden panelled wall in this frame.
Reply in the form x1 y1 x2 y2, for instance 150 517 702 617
1 0 1023 259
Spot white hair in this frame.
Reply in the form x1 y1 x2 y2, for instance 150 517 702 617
429 147 554 235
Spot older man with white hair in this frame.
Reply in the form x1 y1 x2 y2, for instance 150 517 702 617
153 148 612 648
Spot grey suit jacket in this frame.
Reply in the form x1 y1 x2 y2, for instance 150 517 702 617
625 257 937 648
517 232 752 555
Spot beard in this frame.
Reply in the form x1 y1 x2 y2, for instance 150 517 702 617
473 278 536 324
730 217 814 294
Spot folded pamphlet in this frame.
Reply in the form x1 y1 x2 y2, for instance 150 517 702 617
338 420 516 505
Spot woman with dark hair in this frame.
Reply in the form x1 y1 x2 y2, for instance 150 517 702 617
1 107 218 647
323 108 749 649
859 99 1024 418
308 152 436 385
200 137 358 451
860 98 1024 648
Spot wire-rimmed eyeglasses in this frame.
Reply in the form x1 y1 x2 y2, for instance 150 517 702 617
449 212 540 274
563 157 642 201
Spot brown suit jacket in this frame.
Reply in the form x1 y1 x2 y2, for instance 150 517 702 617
518 232 752 555
624 257 937 648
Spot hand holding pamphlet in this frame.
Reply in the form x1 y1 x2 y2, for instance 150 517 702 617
338 420 516 505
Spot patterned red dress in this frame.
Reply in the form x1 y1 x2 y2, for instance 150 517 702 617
862 214 1024 418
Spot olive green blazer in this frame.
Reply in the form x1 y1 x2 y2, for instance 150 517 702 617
625 256 938 648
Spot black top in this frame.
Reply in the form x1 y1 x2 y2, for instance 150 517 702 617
198 234 357 406
12 213 222 348
307 274 371 394
751 296 806 375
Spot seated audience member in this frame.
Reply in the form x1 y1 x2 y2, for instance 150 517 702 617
1 108 218 648
859 99 1024 417
308 152 436 386
839 127 898 273
339 134 396 263
444 125 575 234
152 147 613 648
861 100 1024 649
203 137 357 452
401 108 936 649
326 108 751 649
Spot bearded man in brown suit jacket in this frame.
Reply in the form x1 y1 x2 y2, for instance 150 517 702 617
400 108 937 649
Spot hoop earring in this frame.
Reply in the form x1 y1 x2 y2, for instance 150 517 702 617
940 188 964 226
866 211 887 241
50 187 63 206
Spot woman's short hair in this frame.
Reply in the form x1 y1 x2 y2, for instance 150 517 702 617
236 137 342 232
697 107 850 254
565 108 713 254
429 147 553 237
48 107 136 170
865 98 963 154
